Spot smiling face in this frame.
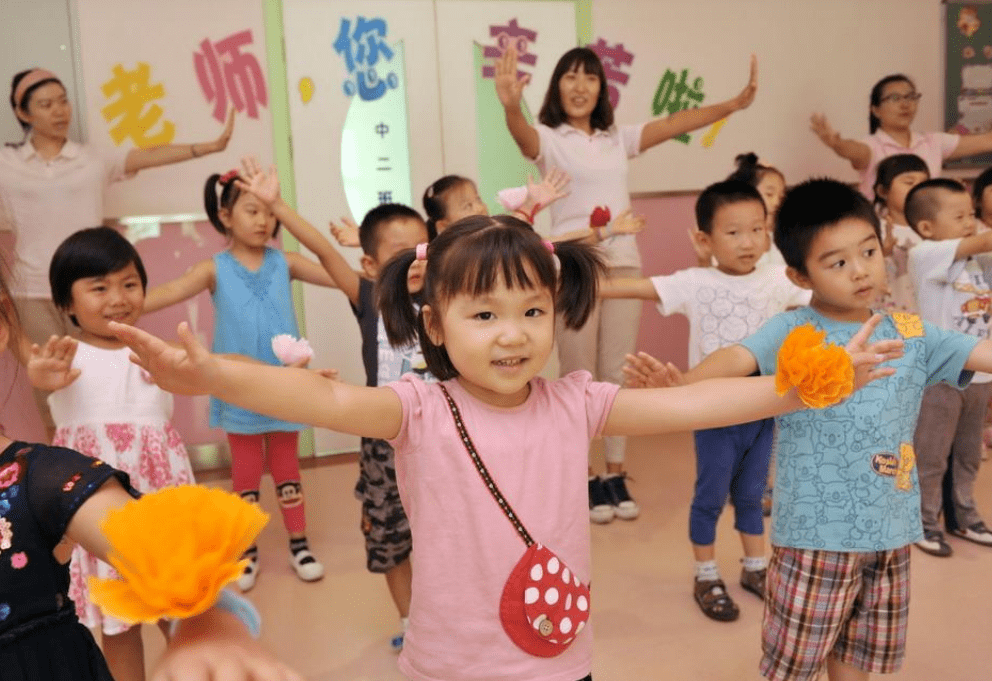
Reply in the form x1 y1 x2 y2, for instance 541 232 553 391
870 79 919 132
789 218 885 323
558 63 601 128
220 192 278 250
701 200 769 275
917 190 976 241
16 81 71 140
68 262 145 347
423 269 554 408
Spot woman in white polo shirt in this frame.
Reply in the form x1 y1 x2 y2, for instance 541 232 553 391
811 73 992 198
1 67 234 438
495 47 757 523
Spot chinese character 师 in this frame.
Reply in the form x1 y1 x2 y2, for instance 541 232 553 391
194 29 268 122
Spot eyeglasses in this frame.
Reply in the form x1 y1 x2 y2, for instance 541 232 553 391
879 92 922 104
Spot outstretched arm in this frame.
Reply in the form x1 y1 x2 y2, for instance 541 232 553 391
111 321 401 439
124 109 235 174
495 46 540 159
143 259 215 314
237 157 360 304
948 131 992 160
599 276 659 300
809 113 871 170
639 55 757 153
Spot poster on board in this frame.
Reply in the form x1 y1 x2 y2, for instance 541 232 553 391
945 1 992 169
76 0 274 218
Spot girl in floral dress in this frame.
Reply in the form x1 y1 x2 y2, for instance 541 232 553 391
40 226 194 681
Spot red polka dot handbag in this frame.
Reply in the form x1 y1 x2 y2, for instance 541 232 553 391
439 385 591 657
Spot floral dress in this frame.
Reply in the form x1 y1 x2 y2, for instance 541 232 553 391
48 342 195 635
0 440 135 680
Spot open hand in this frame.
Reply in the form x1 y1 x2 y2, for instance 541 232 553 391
844 313 905 390
494 46 530 110
329 217 360 247
611 208 646 236
731 55 758 111
623 352 685 389
109 321 217 397
809 113 840 149
26 335 80 391
210 107 236 154
235 156 280 206
526 168 570 210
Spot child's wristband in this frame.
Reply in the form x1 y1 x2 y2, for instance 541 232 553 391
168 590 262 639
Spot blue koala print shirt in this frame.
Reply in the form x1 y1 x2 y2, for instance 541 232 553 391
740 309 979 551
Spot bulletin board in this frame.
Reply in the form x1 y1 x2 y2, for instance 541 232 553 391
590 0 946 193
944 0 992 169
74 0 275 218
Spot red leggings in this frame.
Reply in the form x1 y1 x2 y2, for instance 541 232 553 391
228 431 306 534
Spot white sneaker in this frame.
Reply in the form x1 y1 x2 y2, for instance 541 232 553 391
290 550 325 582
236 558 259 592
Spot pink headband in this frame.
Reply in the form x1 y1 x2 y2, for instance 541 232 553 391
415 243 429 260
543 240 555 254
14 68 60 107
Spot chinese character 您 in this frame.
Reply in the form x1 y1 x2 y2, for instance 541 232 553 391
100 63 175 148
481 18 538 80
587 38 634 110
194 29 268 122
652 68 705 144
334 16 398 101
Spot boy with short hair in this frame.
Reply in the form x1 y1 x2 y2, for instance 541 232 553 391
602 180 810 622
905 178 992 556
273 201 429 651
628 178 992 680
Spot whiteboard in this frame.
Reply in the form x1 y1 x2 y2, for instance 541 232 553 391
591 0 944 192
75 0 274 218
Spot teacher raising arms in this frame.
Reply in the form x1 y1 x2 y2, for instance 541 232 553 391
811 73 992 197
1 68 234 438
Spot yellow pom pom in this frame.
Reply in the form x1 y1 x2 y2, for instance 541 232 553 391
775 324 854 409
88 486 268 624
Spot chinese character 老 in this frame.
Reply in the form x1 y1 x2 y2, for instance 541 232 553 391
100 63 175 148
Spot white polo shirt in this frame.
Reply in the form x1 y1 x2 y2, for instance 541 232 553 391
530 122 645 268
0 139 131 298
858 129 960 199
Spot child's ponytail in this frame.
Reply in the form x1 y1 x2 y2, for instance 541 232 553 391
552 238 606 330
376 248 422 348
204 174 227 235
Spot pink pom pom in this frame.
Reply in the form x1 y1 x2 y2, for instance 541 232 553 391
497 186 529 212
271 334 313 366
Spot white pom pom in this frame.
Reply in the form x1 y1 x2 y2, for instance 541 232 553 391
271 334 314 366
496 186 529 212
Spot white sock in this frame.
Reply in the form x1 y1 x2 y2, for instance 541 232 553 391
742 556 768 572
695 560 719 582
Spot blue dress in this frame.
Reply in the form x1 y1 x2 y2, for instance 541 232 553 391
210 248 305 434
0 441 136 680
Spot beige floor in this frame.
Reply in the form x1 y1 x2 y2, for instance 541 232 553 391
138 432 992 680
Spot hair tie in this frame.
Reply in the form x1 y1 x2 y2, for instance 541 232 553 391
415 243 429 261
13 68 59 107
543 240 555 254
219 170 238 185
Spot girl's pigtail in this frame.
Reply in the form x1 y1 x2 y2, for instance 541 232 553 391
552 239 607 330
204 174 226 234
376 248 421 347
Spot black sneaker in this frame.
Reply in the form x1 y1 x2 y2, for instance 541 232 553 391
602 473 640 520
588 476 614 524
915 530 952 557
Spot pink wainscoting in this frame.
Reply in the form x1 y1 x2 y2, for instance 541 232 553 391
0 223 229 446
631 193 698 371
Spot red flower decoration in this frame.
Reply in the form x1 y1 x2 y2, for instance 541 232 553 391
590 206 611 228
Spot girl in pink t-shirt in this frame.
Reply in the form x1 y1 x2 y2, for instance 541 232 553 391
111 216 892 681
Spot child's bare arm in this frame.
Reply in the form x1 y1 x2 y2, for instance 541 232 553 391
964 339 992 373
599 276 659 300
284 251 341 289
682 345 760 382
953 230 992 260
143 259 215 314
111 321 402 439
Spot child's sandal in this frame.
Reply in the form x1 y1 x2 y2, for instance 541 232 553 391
693 578 740 622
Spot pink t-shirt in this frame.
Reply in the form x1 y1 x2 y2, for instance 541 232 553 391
858 129 959 198
388 371 620 681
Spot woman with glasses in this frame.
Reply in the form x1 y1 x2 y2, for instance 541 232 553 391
809 73 992 197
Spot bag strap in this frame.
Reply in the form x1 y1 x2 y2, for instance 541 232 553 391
438 384 534 547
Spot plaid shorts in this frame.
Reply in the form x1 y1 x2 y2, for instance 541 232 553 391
760 545 910 681
354 437 412 573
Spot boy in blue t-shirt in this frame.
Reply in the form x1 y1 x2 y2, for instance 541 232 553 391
628 179 992 681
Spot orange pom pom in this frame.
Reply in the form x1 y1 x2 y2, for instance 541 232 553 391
775 324 854 409
88 486 268 624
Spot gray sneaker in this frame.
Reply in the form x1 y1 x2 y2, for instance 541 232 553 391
950 521 992 546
